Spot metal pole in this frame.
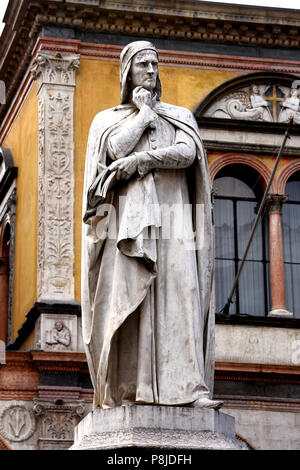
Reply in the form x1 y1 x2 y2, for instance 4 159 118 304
221 118 293 315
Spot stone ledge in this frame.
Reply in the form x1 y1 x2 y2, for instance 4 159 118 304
70 405 247 450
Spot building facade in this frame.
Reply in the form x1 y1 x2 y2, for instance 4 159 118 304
0 0 300 450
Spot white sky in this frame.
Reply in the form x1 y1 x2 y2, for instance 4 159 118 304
0 0 9 35
1 0 300 35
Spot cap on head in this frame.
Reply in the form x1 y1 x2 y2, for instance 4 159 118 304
120 41 161 104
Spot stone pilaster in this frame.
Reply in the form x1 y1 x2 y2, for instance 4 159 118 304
267 194 292 317
33 399 86 450
31 53 80 301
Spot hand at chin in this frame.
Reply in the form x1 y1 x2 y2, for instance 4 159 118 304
132 86 153 109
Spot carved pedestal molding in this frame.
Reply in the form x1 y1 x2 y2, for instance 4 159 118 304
31 52 80 301
70 406 248 450
267 194 293 318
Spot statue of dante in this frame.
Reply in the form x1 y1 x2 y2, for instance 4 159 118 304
82 41 221 410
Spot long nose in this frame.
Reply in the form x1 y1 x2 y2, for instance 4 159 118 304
147 63 154 74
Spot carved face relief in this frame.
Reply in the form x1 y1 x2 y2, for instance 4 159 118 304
55 320 63 331
129 50 158 92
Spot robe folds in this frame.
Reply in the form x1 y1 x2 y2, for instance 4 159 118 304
82 101 215 409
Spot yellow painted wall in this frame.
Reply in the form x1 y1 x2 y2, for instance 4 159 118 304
2 84 38 340
74 59 239 300
159 66 239 112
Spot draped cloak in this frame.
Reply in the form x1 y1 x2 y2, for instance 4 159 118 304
81 101 215 409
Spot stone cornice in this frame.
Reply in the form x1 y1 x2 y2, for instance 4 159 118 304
2 351 300 405
1 0 300 124
0 351 91 401
33 37 300 74
2 36 300 144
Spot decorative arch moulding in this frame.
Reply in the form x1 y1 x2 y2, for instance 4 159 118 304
208 152 282 193
276 160 300 194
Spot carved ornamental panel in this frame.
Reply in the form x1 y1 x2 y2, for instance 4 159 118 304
31 53 80 301
203 81 300 123
34 313 79 352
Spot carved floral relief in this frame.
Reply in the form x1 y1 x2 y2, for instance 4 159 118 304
31 53 80 301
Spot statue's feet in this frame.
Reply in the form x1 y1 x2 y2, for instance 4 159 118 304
189 397 223 410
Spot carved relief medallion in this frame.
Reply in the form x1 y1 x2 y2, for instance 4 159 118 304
0 405 36 442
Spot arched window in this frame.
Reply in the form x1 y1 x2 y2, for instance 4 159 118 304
282 173 300 318
213 165 270 316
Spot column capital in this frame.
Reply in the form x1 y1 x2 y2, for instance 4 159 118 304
266 194 288 214
31 52 80 91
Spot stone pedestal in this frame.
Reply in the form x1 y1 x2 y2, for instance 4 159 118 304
70 405 247 450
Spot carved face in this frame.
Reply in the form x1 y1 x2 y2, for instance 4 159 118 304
129 50 158 92
55 320 63 331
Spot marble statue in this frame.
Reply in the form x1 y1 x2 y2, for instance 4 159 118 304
278 88 300 124
248 85 272 121
81 41 221 410
226 84 272 121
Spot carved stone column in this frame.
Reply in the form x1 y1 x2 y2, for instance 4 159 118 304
31 53 80 301
267 194 292 317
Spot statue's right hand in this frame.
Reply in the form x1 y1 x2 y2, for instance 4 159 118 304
108 155 138 180
132 86 152 110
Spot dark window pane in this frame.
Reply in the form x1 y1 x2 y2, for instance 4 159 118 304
238 261 265 316
237 201 262 260
214 170 268 317
215 259 236 314
282 204 300 263
285 180 300 202
214 199 234 258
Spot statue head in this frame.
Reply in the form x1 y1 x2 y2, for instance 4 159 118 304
250 84 259 95
120 41 162 104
